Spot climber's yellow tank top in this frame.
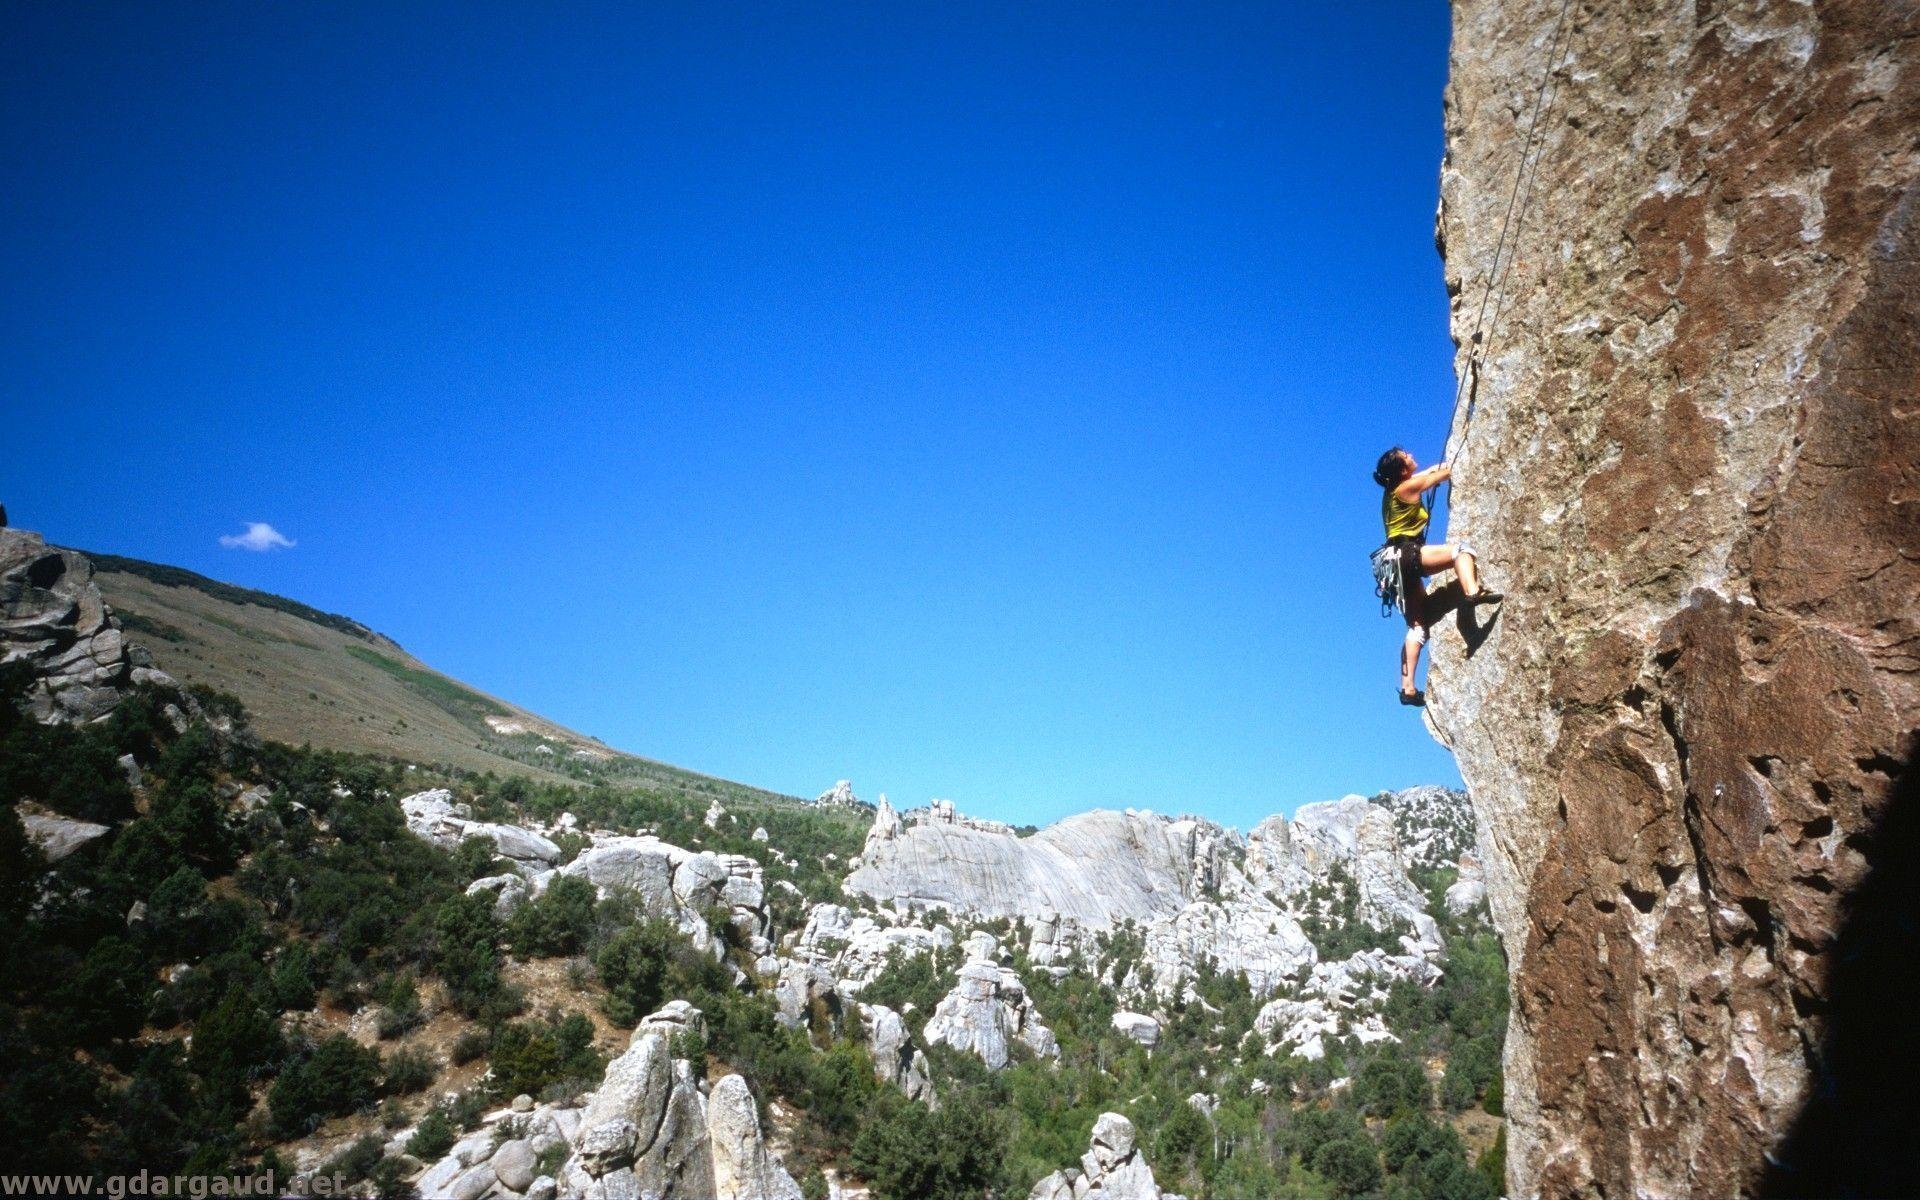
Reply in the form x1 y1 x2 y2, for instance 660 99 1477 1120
1383 489 1428 541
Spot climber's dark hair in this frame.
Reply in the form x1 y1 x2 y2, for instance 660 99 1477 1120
1373 447 1411 489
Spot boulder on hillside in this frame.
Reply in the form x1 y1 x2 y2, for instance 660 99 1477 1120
1028 1112 1181 1200
1110 1011 1161 1049
466 873 530 919
15 801 110 862
407 1001 805 1200
708 1074 802 1200
1247 797 1443 952
924 957 1058 1071
400 789 562 875
840 790 1453 1004
860 1003 936 1104
1443 852 1487 918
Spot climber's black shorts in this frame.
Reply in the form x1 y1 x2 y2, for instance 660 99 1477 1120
1390 535 1425 595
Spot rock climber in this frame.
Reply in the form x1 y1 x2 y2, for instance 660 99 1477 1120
1371 447 1501 707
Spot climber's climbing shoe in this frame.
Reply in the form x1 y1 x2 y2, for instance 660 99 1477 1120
1465 589 1504 606
1399 689 1426 707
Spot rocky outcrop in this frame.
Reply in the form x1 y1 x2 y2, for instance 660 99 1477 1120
1135 898 1316 998
767 788 1481 1100
812 779 870 810
1246 798 1443 951
923 948 1059 1071
790 903 955 989
860 1003 936 1104
847 804 1226 927
412 998 802 1198
708 1075 802 1200
1253 947 1439 1061
410 1004 803 1200
1433 3 1919 1195
561 836 771 956
409 1099 577 1200
399 794 774 960
1256 995 1398 1063
467 873 532 919
14 800 111 862
1375 785 1477 872
1 529 173 723
1442 853 1485 919
1028 1113 1181 1200
1110 1011 1160 1049
846 791 1459 1003
401 790 563 875
764 903 958 1032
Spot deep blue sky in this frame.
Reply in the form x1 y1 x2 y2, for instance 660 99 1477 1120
4 2 1463 829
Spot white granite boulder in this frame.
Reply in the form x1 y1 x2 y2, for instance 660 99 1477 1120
708 1074 802 1200
401 789 563 875
1111 1011 1161 1048
924 959 1059 1070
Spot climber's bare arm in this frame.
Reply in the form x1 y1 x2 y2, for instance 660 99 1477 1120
1396 462 1450 502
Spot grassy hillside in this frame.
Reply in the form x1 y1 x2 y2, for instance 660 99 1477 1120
83 551 791 803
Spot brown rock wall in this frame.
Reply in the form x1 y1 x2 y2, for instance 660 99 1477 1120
1431 2 1919 1195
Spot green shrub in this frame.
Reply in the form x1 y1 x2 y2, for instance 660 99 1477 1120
445 1089 489 1130
272 943 318 1010
99 820 192 912
269 1035 382 1138
375 974 424 1039
52 936 152 1046
858 947 958 1036
433 893 504 1016
506 874 597 957
1355 1052 1431 1118
1149 1099 1211 1178
189 986 284 1110
0 693 137 823
451 1028 491 1066
456 836 505 881
533 1142 568 1180
368 1155 419 1200
594 918 726 1027
321 1135 385 1185
1481 1070 1504 1116
1312 1134 1384 1196
1476 1126 1506 1195
488 1013 603 1099
407 1108 456 1160
382 1047 439 1095
849 1095 1010 1200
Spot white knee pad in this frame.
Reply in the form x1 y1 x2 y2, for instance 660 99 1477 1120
1454 541 1477 560
1406 624 1429 646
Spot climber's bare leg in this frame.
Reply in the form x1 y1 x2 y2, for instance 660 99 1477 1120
1400 581 1428 695
1420 543 1483 596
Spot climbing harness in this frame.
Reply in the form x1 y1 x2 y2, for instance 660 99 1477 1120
1442 0 1582 500
1371 487 1437 618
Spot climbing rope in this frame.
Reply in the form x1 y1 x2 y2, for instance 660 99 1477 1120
1442 0 1582 504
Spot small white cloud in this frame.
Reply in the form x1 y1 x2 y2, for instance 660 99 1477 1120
219 522 296 552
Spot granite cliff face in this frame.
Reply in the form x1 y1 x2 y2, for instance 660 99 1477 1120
845 798 1221 926
1432 2 1919 1195
844 791 1462 1002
